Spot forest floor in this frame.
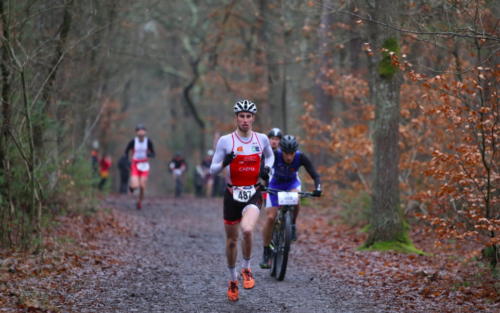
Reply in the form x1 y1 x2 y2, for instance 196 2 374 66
1 195 499 312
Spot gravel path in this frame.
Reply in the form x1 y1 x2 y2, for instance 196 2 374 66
72 196 390 312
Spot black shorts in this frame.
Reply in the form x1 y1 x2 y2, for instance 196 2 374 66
223 185 262 225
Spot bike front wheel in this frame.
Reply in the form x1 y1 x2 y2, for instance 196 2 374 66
276 209 291 281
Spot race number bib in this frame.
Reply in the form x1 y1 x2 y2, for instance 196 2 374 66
233 186 256 203
278 192 299 205
137 162 150 172
173 168 183 176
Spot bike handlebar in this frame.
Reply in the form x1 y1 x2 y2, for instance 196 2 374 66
261 186 314 199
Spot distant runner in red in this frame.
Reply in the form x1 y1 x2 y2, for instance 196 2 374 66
124 124 156 210
210 100 274 301
98 154 112 191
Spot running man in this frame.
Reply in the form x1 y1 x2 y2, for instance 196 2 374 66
210 100 274 301
124 124 156 210
259 135 322 269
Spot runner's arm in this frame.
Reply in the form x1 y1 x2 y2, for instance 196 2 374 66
124 140 134 158
261 136 274 169
210 136 228 175
147 140 156 158
299 153 322 190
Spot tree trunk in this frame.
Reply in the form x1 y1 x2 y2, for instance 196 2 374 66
364 0 407 248
34 0 74 149
0 0 13 241
282 0 307 135
261 0 283 129
183 58 205 157
315 0 335 123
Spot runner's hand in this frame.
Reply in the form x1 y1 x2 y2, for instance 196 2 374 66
223 152 235 167
259 166 271 181
312 189 322 197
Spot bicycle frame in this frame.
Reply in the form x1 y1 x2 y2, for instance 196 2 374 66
263 187 312 280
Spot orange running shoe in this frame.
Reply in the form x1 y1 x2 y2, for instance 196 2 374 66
241 269 255 289
227 280 239 301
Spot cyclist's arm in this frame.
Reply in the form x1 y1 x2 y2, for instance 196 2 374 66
147 140 156 158
260 135 274 168
210 136 230 175
124 140 134 158
299 153 322 190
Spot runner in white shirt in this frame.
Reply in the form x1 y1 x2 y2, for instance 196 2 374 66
124 124 156 210
210 100 274 301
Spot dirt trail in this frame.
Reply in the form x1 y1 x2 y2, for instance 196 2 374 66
72 196 390 312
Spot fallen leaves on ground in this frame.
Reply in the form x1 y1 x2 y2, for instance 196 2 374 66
0 209 135 312
296 206 500 312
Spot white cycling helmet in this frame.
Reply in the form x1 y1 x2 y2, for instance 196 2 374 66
234 100 257 115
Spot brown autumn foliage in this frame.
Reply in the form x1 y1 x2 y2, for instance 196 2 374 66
0 208 132 311
298 206 500 312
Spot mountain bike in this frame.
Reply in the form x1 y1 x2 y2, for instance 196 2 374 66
263 187 313 281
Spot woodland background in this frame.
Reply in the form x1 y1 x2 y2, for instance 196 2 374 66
1 0 500 294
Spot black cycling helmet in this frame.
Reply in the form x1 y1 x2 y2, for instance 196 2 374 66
279 135 299 152
267 127 283 139
136 124 147 131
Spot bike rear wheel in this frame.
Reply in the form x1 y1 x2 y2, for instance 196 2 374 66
276 209 291 281
270 214 280 277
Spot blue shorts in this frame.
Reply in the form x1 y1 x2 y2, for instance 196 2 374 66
266 178 301 208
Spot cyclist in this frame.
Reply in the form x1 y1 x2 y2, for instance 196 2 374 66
259 135 322 269
124 124 156 210
169 152 187 197
210 100 274 301
267 128 283 150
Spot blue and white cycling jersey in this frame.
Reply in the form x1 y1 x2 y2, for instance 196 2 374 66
266 149 320 208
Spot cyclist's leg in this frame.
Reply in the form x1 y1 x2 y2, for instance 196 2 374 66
262 180 283 245
263 206 278 246
289 179 302 223
290 188 301 222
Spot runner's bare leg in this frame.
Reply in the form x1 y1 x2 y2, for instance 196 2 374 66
130 176 139 190
224 223 239 266
139 176 148 203
240 206 260 258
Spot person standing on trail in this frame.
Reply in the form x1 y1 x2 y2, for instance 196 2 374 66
118 154 131 194
169 151 187 197
202 149 215 197
210 100 275 301
124 124 156 210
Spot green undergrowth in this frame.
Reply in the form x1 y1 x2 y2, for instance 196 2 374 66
357 221 425 255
